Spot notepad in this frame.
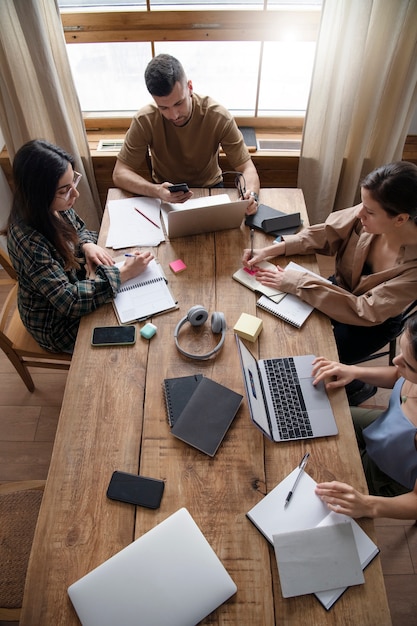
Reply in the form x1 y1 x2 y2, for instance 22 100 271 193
170 377 243 457
113 259 178 324
247 469 379 610
232 261 286 303
256 262 332 328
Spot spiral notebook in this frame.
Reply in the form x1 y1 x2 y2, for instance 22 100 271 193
256 262 331 328
113 259 178 324
163 374 203 427
257 294 313 328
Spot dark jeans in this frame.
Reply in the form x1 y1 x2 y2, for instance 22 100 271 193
332 315 403 364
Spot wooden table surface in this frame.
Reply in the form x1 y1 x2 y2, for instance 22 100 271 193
20 188 391 625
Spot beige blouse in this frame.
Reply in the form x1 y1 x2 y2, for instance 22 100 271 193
280 204 417 326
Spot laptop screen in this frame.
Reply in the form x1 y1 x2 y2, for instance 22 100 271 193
235 335 272 439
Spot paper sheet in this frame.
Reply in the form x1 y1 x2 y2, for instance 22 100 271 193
106 197 165 248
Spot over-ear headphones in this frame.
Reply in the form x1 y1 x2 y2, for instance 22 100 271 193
174 305 226 360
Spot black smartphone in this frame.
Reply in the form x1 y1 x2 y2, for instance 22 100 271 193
106 471 164 508
91 326 136 347
168 183 189 193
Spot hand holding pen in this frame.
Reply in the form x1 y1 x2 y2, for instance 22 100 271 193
284 452 310 508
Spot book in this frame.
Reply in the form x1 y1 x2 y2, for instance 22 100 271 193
163 374 203 427
245 204 301 236
256 262 332 328
170 377 243 457
232 261 286 303
247 468 379 610
113 259 178 324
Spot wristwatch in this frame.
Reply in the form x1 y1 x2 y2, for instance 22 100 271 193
249 191 259 203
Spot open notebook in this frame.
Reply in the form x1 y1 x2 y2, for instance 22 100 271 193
113 259 178 324
247 468 379 610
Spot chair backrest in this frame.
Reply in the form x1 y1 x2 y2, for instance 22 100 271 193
0 278 71 392
0 480 45 621
0 246 17 281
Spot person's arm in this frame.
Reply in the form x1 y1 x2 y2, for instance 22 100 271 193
112 160 192 203
311 357 398 390
315 480 417 520
242 240 286 266
234 160 260 215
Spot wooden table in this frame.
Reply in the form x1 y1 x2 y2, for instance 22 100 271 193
20 188 391 625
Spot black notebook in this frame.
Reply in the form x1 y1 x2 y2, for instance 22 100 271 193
245 204 301 236
170 377 243 457
163 374 203 427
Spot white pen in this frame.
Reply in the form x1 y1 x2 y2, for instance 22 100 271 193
284 452 310 508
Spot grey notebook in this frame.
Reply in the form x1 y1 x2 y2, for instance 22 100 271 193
68 508 237 626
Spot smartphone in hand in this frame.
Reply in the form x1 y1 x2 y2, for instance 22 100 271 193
168 183 189 193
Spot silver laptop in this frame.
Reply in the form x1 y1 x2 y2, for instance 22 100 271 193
68 507 237 626
235 336 338 441
161 193 250 238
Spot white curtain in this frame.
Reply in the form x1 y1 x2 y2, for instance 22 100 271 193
298 0 417 224
0 0 101 229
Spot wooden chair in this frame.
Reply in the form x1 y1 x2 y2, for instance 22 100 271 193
0 246 17 281
0 250 71 392
0 480 45 621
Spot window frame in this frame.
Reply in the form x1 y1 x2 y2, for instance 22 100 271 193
60 8 321 131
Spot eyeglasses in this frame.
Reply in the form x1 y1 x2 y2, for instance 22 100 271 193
56 171 82 201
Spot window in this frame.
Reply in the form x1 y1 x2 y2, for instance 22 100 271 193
59 1 321 121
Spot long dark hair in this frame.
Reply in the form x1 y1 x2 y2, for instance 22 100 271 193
404 313 417 362
9 139 80 269
361 161 417 222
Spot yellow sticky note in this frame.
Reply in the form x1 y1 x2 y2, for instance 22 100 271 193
234 313 263 342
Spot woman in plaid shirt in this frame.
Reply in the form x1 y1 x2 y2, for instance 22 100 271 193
5 139 153 353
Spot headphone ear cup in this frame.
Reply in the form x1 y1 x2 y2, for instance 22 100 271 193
187 305 209 327
211 312 226 335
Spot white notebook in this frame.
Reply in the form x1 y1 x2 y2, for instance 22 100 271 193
113 259 178 324
247 468 379 610
256 262 331 328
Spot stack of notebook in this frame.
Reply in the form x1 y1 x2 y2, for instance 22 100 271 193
163 375 243 457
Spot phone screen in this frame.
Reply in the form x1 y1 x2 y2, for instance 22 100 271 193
91 326 136 346
107 471 164 508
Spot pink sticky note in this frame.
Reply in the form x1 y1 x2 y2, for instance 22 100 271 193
169 259 187 273
243 267 257 275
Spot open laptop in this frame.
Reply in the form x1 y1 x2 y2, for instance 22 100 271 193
68 508 237 626
235 335 338 441
161 193 250 238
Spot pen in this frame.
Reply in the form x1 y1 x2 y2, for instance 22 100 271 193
134 207 160 229
125 253 136 257
284 452 310 508
249 228 254 260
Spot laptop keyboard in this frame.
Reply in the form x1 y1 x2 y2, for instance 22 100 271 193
264 358 313 439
